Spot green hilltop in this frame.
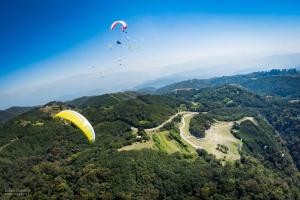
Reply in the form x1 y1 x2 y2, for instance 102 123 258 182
0 71 299 199
157 68 300 98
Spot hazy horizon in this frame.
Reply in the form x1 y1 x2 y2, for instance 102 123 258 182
1 0 300 109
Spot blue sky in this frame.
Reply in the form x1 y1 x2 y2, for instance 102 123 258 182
1 0 300 108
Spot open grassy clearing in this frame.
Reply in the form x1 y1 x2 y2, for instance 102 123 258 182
153 131 197 155
118 111 257 161
153 131 177 153
197 121 242 161
117 127 154 151
118 112 197 157
131 127 138 135
144 112 188 134
179 112 201 149
118 130 197 156
181 113 257 161
118 139 154 151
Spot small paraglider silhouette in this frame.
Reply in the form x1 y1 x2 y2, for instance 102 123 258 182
109 20 134 66
111 20 127 45
263 145 268 149
111 20 127 32
110 20 127 45
117 57 122 66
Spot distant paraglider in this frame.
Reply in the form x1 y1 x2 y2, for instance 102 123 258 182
111 20 128 32
108 20 142 66
54 110 96 143
110 20 128 66
118 57 123 66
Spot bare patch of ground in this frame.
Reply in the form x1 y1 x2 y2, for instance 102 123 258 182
180 113 257 161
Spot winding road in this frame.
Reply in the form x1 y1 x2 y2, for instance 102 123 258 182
145 111 203 149
120 111 199 151
145 111 190 133
179 112 203 149
0 138 18 153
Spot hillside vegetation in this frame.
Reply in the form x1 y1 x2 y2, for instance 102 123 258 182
171 84 300 170
189 113 214 138
157 69 300 98
0 72 299 199
0 106 33 123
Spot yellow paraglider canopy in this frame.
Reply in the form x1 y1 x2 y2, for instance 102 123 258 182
54 110 95 143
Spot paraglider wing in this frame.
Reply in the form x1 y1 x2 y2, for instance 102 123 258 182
111 20 127 31
54 110 95 143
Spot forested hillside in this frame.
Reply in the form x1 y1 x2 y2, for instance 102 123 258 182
0 82 299 199
170 85 300 170
157 69 300 98
0 106 33 123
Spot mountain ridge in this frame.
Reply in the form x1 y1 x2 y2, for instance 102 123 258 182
155 68 300 98
0 82 299 199
0 106 33 123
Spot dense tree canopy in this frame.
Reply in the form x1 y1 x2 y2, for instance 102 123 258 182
189 113 214 138
0 71 299 199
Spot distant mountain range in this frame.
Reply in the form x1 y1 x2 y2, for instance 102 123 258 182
147 68 300 98
1 68 298 123
134 53 300 90
2 53 300 109
0 106 33 123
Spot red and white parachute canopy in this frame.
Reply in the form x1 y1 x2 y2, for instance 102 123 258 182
111 20 128 31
